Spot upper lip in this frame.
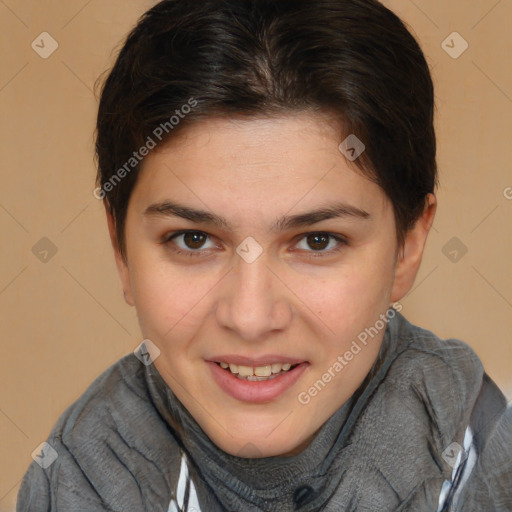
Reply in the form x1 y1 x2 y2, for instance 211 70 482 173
207 354 307 366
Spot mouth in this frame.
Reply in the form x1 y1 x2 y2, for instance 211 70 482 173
206 357 310 403
215 361 300 381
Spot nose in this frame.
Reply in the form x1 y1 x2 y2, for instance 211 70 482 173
215 251 293 342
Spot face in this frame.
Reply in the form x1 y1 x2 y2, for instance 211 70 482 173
108 113 435 458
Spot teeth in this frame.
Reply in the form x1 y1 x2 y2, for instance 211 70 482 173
254 365 272 377
237 365 253 377
244 374 280 381
271 363 282 374
219 361 297 377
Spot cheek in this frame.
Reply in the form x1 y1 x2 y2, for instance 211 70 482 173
294 254 395 347
128 254 201 339
128 258 234 359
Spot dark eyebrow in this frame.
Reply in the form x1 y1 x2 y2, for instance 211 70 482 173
143 200 370 232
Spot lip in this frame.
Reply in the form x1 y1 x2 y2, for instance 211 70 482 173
206 360 310 404
206 354 306 366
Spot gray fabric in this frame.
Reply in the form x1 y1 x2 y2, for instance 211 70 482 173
16 311 512 511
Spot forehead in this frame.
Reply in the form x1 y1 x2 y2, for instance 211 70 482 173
130 113 389 220
152 113 343 172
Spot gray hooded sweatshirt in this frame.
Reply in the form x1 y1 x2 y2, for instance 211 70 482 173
16 311 512 511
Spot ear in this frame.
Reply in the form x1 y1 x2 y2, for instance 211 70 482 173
390 193 437 302
105 204 135 307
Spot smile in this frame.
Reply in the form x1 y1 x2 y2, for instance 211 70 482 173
216 361 298 381
207 359 310 403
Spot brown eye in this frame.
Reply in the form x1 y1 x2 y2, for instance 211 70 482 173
182 232 207 249
295 232 348 255
163 231 216 257
306 233 330 251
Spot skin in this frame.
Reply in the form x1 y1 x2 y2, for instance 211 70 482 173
106 112 436 458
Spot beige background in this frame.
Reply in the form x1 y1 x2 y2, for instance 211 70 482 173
1 0 511 509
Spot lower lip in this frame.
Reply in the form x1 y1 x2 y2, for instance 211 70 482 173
206 361 309 404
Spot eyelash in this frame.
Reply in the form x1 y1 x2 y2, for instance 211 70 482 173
161 230 348 258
